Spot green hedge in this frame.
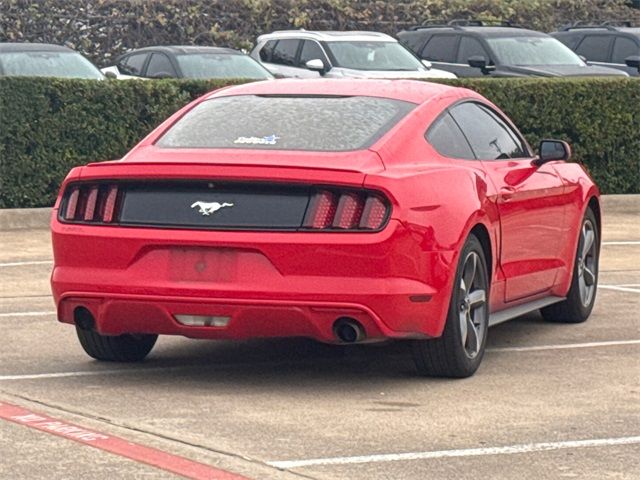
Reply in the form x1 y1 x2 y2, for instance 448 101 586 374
2 0 639 65
0 77 638 208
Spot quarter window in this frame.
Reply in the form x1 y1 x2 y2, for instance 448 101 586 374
422 35 459 63
426 113 475 160
611 37 639 64
259 40 277 62
449 102 528 160
120 53 148 76
271 39 300 66
575 35 613 62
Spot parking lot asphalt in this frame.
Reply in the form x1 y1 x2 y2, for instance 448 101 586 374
0 195 638 480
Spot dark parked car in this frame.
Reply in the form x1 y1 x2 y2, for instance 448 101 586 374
0 43 104 79
102 46 274 80
551 24 640 76
397 20 628 77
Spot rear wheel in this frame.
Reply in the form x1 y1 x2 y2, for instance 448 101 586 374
541 207 599 323
412 234 489 378
76 326 157 362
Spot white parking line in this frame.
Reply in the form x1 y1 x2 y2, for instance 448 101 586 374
487 339 640 353
599 285 640 293
0 260 53 268
601 241 640 245
0 311 56 318
268 436 640 468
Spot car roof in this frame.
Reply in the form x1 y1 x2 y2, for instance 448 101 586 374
121 46 242 56
553 25 640 36
0 42 76 53
207 78 463 104
257 30 396 43
401 26 549 39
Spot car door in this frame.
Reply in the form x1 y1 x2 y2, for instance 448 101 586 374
575 34 615 66
116 52 150 78
610 36 640 76
449 101 569 302
419 34 474 77
297 40 330 78
455 36 493 77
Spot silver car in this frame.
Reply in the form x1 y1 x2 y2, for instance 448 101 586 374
250 30 456 79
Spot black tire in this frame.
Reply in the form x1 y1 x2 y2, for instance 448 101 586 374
541 207 599 324
412 234 489 378
76 326 157 362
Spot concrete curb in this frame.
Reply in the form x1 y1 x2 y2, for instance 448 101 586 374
0 194 637 231
0 208 51 231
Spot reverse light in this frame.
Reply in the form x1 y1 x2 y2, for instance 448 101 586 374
303 189 389 231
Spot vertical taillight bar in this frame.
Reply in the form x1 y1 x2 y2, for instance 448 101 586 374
102 185 119 223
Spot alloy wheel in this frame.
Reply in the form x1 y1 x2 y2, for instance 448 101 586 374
577 219 597 307
458 251 487 359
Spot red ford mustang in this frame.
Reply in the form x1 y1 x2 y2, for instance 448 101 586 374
50 79 600 378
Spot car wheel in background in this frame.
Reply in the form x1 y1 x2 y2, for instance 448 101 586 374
541 207 599 323
76 327 158 362
412 234 489 378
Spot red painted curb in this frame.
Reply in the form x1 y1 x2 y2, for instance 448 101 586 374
0 401 250 480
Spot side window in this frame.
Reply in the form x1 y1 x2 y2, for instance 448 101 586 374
426 113 475 160
259 40 277 62
421 35 459 63
146 53 177 78
450 102 529 160
575 35 613 62
271 39 300 66
457 37 488 63
119 53 148 76
611 36 639 64
299 40 328 67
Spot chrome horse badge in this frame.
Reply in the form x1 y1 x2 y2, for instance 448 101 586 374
190 201 234 216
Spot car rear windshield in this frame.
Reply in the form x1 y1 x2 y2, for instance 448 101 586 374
157 95 416 152
325 41 425 71
175 53 273 79
0 51 104 79
487 37 585 66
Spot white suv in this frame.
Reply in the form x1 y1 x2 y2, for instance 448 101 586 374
250 30 456 79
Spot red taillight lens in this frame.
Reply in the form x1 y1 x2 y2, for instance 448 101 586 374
359 196 388 230
304 189 389 231
64 188 80 221
61 183 120 224
304 190 338 229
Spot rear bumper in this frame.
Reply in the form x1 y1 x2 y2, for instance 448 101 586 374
51 217 456 341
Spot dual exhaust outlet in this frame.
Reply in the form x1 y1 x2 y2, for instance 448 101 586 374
74 307 367 344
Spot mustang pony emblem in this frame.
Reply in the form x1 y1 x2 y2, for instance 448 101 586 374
190 201 234 216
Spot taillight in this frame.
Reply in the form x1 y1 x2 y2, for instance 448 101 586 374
303 189 389 231
60 183 120 224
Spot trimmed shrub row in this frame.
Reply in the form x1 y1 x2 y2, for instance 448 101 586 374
0 76 638 208
1 0 639 65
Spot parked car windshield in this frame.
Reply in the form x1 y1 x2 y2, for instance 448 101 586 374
325 41 425 71
157 95 416 151
487 37 585 66
0 51 104 79
176 54 273 79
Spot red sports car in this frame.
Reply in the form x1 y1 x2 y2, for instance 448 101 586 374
51 79 600 378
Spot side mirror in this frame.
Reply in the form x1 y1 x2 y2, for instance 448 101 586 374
421 59 433 69
625 55 640 72
468 55 496 74
104 71 117 80
305 59 328 75
535 139 571 166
